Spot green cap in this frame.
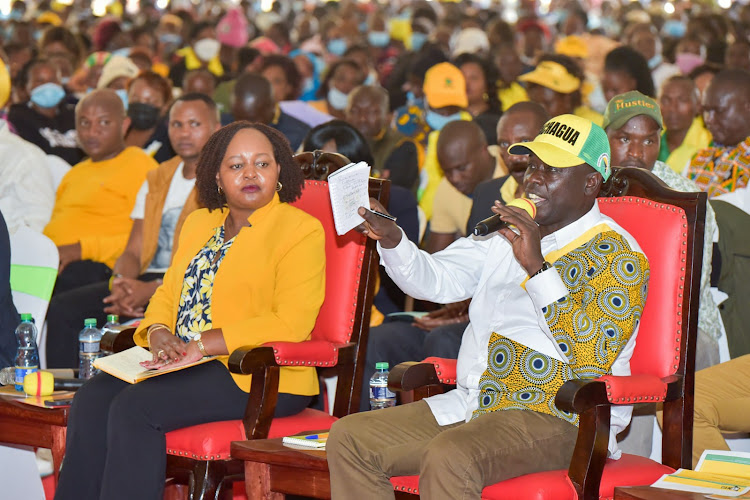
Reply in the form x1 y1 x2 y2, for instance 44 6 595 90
602 90 663 131
84 318 97 327
20 313 33 321
107 314 119 323
375 362 389 370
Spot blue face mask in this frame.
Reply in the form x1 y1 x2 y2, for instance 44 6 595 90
368 31 391 48
115 89 129 111
159 33 183 46
112 47 131 58
406 91 417 104
9 9 23 20
425 109 461 132
647 54 663 70
327 38 347 57
30 82 65 109
327 87 350 111
410 32 428 52
662 20 686 39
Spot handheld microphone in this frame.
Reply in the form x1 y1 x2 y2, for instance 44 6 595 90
473 198 537 236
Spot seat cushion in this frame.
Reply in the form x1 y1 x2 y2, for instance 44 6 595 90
165 408 337 460
390 454 675 499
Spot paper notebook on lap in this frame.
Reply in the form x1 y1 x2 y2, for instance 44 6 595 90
327 161 371 235
93 346 217 384
282 432 328 449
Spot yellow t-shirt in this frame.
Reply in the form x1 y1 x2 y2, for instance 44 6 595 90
44 147 158 268
664 117 712 175
574 106 604 127
429 162 506 236
498 82 529 112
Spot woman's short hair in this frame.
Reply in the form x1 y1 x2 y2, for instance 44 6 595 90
452 52 502 114
260 54 302 100
302 119 374 166
315 58 362 99
196 122 305 210
604 46 656 97
39 26 84 68
127 70 173 106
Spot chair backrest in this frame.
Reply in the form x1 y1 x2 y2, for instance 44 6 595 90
599 167 705 382
9 226 58 325
291 179 382 345
45 154 72 192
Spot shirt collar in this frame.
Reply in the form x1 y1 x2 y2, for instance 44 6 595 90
543 202 602 251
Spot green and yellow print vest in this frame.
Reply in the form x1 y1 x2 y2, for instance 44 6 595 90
473 230 649 426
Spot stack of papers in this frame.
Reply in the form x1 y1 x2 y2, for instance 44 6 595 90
651 450 750 498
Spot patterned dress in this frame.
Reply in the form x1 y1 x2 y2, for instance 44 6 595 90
473 230 650 426
686 137 750 198
174 226 236 342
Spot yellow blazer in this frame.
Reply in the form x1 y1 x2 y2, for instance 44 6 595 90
135 194 326 395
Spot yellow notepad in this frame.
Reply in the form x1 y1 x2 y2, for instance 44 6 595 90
282 432 328 449
93 346 217 384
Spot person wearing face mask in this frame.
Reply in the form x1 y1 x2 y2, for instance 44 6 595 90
627 24 680 93
417 62 474 220
96 55 141 109
7 58 83 165
169 22 225 92
674 36 707 76
310 58 364 120
124 71 175 163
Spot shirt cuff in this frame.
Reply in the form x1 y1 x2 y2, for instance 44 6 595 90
377 228 414 269
525 266 569 310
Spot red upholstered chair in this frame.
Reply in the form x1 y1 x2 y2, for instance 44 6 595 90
387 167 706 500
102 152 388 499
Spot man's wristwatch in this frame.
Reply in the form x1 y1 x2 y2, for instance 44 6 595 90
530 261 552 278
193 333 209 357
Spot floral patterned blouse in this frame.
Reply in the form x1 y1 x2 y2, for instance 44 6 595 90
174 226 236 342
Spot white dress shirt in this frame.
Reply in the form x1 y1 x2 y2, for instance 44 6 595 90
378 202 646 459
0 120 56 233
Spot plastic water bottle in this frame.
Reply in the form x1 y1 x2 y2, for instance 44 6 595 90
14 313 39 391
103 314 119 331
369 362 396 410
78 318 102 379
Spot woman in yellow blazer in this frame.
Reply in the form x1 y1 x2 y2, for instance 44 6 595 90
55 122 326 500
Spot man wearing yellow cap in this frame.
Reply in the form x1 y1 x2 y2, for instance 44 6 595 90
417 62 473 220
328 115 649 499
520 56 604 127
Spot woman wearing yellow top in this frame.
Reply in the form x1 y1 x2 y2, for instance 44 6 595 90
55 122 326 500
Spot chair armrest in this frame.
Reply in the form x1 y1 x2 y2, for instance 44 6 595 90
263 340 355 367
422 357 457 384
227 346 280 440
100 327 136 354
556 374 672 414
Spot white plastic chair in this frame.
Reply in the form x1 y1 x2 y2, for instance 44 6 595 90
9 226 58 368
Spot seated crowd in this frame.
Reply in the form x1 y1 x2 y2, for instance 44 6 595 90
0 0 748 498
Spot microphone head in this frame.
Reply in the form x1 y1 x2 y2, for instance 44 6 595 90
506 197 537 220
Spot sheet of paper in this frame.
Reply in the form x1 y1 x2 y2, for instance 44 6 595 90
651 468 750 497
93 346 153 383
327 161 371 236
698 451 750 480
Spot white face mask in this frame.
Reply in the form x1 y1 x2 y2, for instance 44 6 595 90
193 38 221 62
327 87 350 111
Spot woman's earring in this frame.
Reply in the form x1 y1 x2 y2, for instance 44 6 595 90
217 185 223 195
276 181 282 192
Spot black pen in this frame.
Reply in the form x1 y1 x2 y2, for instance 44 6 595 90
367 209 397 222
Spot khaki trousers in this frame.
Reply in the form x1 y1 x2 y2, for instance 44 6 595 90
692 354 750 467
327 401 578 500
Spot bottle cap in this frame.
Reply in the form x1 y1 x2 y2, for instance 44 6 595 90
107 314 119 323
84 318 97 327
375 362 389 370
20 313 33 322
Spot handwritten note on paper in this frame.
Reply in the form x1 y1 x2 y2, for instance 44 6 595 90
327 161 371 235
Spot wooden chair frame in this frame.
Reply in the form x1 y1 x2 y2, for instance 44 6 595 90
388 167 706 500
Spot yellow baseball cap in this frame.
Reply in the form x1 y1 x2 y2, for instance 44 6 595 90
554 36 588 59
519 61 581 94
37 11 63 27
509 114 611 181
423 62 468 109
